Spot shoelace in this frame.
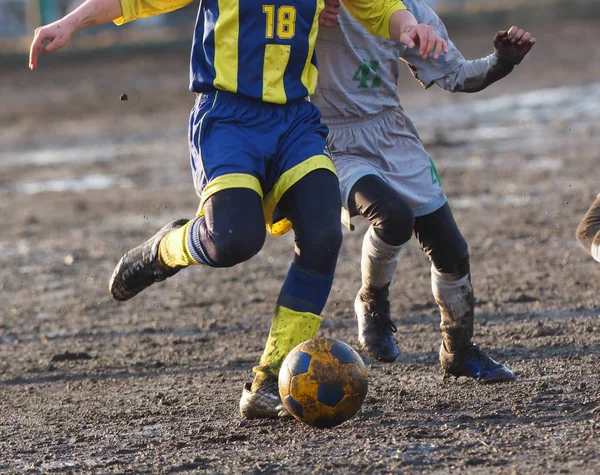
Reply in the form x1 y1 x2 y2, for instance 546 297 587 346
368 303 397 333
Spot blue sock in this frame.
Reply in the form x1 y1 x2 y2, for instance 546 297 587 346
277 262 334 315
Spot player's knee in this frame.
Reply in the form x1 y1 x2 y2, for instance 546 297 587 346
426 221 469 275
455 252 471 277
352 176 414 246
433 243 470 277
298 221 343 263
212 225 265 267
374 198 415 246
316 222 344 257
416 203 469 275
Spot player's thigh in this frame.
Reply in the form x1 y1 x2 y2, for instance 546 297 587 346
278 169 342 228
329 107 445 218
277 169 343 275
267 101 339 235
349 174 415 246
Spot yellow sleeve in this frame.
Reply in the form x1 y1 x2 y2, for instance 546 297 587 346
341 0 406 39
114 0 194 24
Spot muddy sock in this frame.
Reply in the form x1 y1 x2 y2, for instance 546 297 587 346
360 226 402 297
431 266 474 352
158 217 208 268
252 306 322 391
359 282 391 304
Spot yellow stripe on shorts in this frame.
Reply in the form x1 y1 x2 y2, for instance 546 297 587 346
196 173 264 217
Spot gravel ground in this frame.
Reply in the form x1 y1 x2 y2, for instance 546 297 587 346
1 18 599 474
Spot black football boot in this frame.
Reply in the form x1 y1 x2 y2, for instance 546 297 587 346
109 218 189 301
440 342 515 383
355 284 400 362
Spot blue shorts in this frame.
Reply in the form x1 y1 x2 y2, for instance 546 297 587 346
188 91 336 236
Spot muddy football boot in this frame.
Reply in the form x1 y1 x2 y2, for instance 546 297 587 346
239 379 289 419
355 293 400 362
440 342 515 383
109 218 189 301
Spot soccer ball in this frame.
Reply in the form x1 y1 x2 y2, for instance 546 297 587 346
278 337 368 428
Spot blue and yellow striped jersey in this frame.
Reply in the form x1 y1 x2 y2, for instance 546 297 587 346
116 0 406 103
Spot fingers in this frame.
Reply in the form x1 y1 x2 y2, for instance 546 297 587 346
502 25 536 58
417 28 430 58
433 37 447 60
43 37 63 54
319 2 340 28
411 25 447 60
506 26 533 45
494 30 507 44
323 2 340 16
521 36 536 55
319 11 338 27
400 28 417 50
426 30 437 59
517 31 533 46
29 28 46 70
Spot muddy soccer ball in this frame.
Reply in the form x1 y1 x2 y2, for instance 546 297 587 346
278 337 368 428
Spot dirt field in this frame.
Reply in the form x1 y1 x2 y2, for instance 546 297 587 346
1 18 599 474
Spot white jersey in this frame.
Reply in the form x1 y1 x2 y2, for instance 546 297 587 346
313 0 463 119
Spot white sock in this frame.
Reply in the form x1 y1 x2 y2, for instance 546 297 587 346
592 232 600 263
360 226 403 291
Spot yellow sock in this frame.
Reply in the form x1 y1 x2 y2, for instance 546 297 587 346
251 306 322 390
158 221 199 268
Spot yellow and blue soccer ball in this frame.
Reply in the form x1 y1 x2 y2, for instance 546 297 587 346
278 337 368 428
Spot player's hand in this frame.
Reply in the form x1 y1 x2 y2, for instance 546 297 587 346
493 26 536 65
29 20 75 70
400 24 448 60
319 0 340 28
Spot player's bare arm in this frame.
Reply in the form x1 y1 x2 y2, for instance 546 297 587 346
322 0 448 59
29 0 195 70
29 0 123 70
439 25 536 93
389 10 447 59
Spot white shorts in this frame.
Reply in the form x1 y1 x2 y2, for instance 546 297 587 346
324 106 447 221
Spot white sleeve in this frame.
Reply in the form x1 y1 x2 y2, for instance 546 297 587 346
398 0 463 88
436 53 506 93
399 0 518 93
